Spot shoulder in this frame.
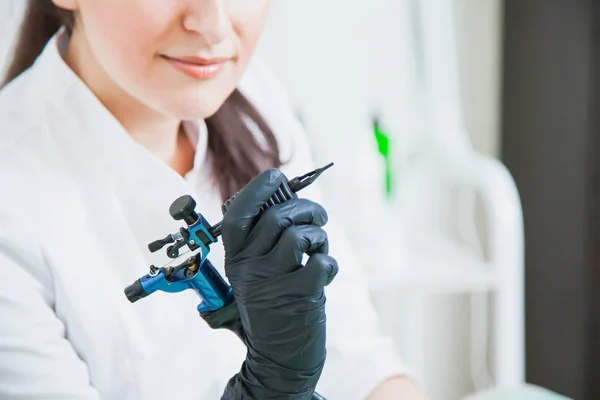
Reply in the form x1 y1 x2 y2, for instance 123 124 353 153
0 72 69 229
0 68 51 160
238 56 293 111
237 57 299 135
0 70 54 169
237 57 315 171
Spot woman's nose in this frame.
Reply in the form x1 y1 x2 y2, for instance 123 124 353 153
182 0 231 45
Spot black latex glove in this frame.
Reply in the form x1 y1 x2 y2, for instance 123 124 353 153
216 168 338 399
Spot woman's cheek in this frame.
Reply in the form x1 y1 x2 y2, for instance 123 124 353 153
96 37 153 95
80 1 172 78
231 9 272 76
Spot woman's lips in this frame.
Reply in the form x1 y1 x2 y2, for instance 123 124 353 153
161 55 231 80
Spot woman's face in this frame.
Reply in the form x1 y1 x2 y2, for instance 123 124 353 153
53 0 271 119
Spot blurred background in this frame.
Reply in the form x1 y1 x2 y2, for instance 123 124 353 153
2 1 597 399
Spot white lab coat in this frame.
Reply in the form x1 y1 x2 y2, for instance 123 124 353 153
0 31 409 399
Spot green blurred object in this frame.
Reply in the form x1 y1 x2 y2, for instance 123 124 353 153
373 119 392 198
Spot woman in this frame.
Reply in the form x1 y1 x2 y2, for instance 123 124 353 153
0 1 427 399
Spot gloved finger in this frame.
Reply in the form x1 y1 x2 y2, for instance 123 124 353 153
221 169 286 253
304 253 339 287
244 199 329 256
260 225 329 276
259 253 337 297
232 253 338 303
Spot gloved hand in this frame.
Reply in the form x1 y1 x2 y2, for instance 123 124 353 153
216 168 338 399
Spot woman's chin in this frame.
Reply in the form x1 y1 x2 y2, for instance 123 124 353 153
165 93 232 120
162 103 219 121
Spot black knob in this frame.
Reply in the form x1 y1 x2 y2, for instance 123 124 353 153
148 234 174 253
124 279 148 303
169 195 199 226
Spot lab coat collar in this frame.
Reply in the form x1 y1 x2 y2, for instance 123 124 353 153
31 28 210 187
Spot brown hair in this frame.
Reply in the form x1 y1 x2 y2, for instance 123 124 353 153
2 0 282 201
